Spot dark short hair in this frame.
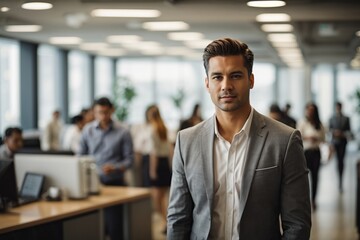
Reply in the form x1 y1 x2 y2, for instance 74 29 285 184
4 127 22 138
93 97 113 108
71 115 84 124
203 38 254 77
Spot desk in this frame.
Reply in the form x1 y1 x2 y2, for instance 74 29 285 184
0 186 152 240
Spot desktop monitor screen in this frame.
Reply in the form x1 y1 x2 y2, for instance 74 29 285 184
0 160 19 211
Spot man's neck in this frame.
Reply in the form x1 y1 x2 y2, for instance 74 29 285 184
99 120 111 130
215 107 251 142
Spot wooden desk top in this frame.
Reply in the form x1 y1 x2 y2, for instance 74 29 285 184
0 186 151 234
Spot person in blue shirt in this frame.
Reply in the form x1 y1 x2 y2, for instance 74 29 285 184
78 96 134 240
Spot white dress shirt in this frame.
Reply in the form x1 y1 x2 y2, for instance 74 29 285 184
209 108 254 240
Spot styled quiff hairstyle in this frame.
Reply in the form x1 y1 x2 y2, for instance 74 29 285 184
202 38 254 77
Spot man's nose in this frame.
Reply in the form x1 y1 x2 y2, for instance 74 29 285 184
221 77 233 91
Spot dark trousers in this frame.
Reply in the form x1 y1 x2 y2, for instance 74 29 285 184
334 140 347 189
142 154 151 187
101 178 125 240
305 148 321 202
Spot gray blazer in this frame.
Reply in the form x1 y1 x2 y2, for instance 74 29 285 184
167 110 311 240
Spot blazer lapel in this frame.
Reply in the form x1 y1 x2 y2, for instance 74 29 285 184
200 117 215 207
239 110 268 219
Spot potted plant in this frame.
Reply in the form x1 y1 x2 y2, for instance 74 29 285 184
113 76 137 122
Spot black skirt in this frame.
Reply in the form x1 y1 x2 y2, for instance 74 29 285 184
150 156 172 187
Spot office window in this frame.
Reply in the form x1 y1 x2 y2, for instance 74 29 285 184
154 58 205 130
117 57 206 132
37 45 62 129
117 58 155 125
312 64 335 126
95 56 114 99
68 51 91 117
0 38 20 134
337 68 360 133
250 63 276 115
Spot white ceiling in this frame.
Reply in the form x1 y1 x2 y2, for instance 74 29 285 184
0 0 359 67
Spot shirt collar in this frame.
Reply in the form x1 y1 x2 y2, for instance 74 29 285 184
94 119 114 130
214 107 254 139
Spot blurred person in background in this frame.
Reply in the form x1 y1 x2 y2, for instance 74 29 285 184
329 101 352 192
41 110 63 151
131 104 155 187
179 103 203 131
148 105 173 234
282 103 297 128
0 127 23 161
78 97 134 240
297 102 326 210
62 114 85 153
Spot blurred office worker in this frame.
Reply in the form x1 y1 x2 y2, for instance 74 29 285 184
0 127 23 161
329 101 352 192
41 110 63 151
167 38 311 239
78 97 134 240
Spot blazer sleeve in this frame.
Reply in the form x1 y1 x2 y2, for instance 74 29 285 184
167 132 194 240
281 130 312 239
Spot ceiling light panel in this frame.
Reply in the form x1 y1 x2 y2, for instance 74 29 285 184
107 35 142 43
1 7 10 12
49 37 82 45
80 43 108 51
167 32 204 41
5 25 42 32
247 1 286 8
142 21 189 31
267 33 296 42
21 1 53 10
91 9 160 18
261 24 293 32
256 13 291 22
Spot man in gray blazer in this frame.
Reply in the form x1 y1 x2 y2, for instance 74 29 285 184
167 38 311 239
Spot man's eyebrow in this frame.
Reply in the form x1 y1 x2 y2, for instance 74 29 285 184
209 72 222 76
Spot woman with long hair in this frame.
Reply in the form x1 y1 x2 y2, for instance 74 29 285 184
147 105 173 233
297 102 326 210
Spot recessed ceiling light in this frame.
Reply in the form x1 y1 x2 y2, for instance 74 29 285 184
142 21 189 31
267 33 296 42
261 24 293 32
256 13 291 22
49 37 82 45
271 41 298 48
247 0 286 8
107 35 142 43
1 7 10 12
167 32 204 41
21 1 53 10
5 25 42 32
91 9 160 18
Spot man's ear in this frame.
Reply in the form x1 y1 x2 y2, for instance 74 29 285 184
249 73 254 89
205 77 210 92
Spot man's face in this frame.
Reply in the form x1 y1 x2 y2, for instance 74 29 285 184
205 55 254 113
6 132 23 152
93 105 114 125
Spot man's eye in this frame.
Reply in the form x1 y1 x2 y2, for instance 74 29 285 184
212 76 222 80
232 74 242 79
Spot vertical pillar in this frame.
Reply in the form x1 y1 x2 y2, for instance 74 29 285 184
20 41 38 129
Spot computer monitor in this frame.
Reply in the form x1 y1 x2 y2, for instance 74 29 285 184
0 160 19 212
